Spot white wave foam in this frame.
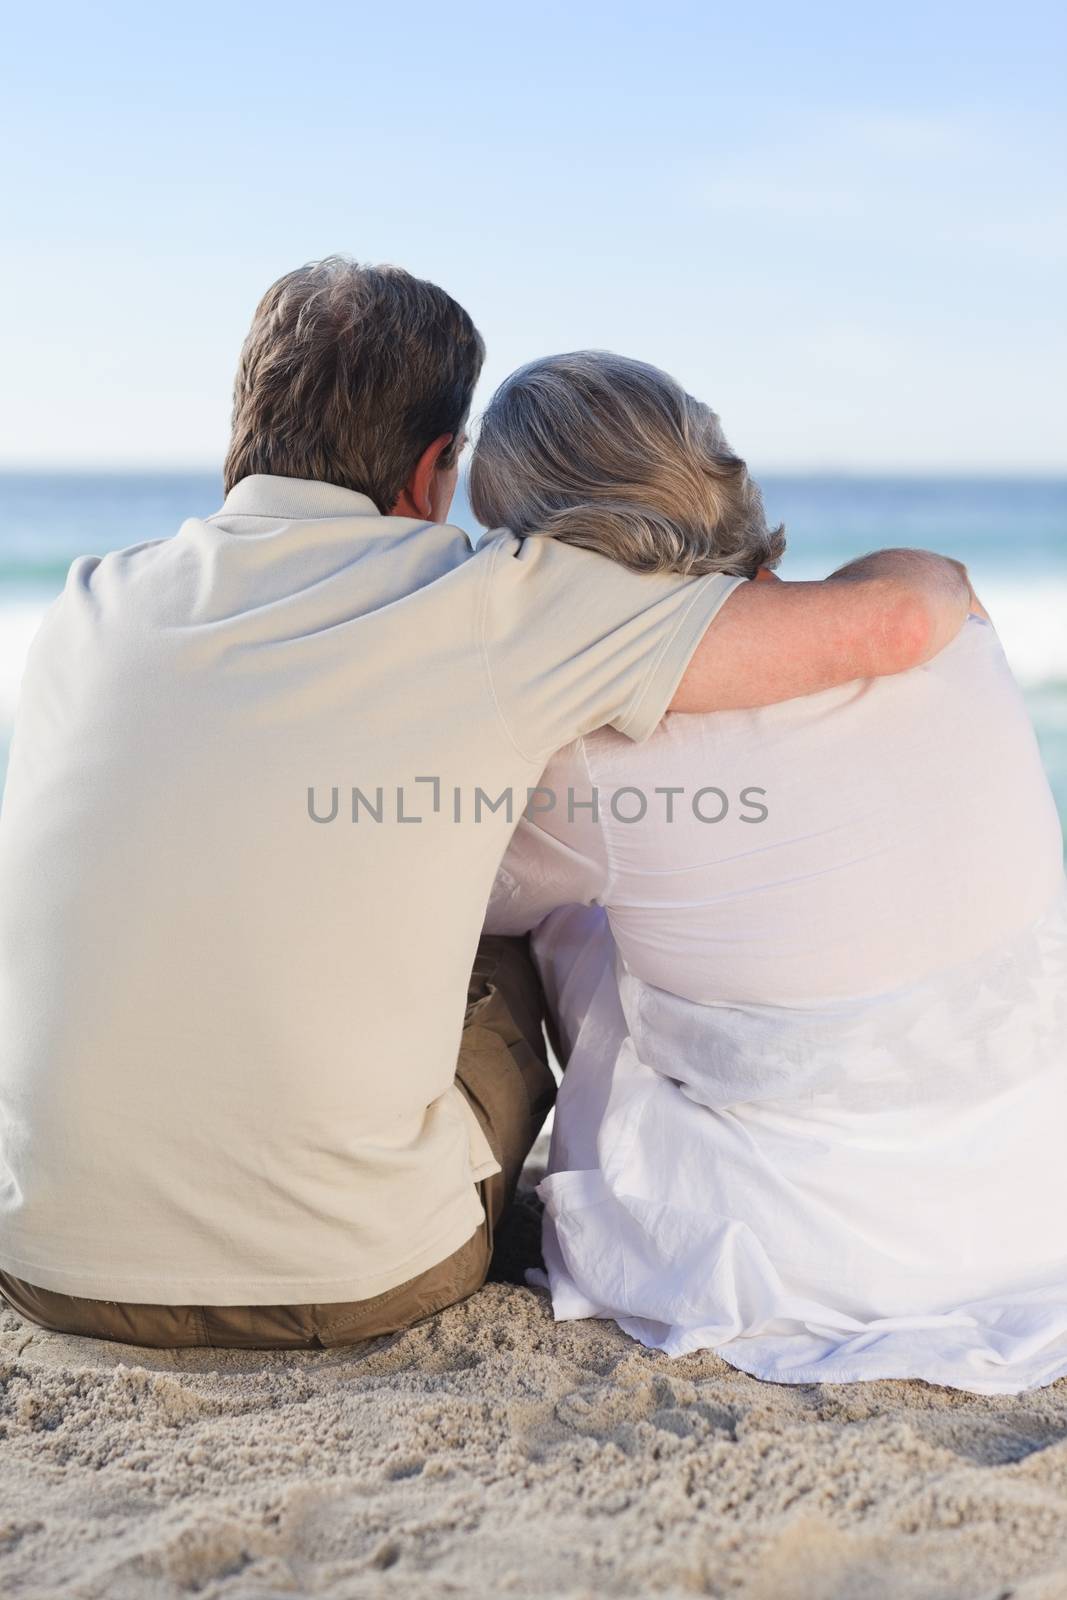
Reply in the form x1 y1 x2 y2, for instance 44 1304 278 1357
979 577 1067 688
0 599 50 730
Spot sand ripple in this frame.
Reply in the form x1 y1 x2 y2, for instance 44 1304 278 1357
2 1284 1067 1598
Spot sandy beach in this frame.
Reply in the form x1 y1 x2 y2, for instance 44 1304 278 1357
3 1181 1067 1600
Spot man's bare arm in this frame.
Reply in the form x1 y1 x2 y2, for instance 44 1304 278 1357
670 549 974 714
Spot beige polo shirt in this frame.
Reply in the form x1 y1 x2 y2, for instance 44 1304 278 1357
0 475 742 1304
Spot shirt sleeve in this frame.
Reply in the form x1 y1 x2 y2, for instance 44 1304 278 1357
479 531 745 764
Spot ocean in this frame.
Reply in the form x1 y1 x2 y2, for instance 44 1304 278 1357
1 471 1065 832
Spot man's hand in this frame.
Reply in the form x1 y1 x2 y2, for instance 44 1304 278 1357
833 549 991 623
670 548 974 714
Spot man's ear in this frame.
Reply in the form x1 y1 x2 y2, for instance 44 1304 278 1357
390 434 454 521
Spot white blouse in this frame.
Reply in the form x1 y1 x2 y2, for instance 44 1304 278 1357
488 619 1067 1393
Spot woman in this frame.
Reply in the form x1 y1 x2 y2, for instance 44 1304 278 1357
472 352 1067 1395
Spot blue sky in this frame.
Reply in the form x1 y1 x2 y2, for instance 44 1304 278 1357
2 0 1064 472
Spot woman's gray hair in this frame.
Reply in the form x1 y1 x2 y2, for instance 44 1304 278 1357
469 352 784 579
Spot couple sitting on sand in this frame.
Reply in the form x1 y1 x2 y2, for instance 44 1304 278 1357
2 259 1065 1394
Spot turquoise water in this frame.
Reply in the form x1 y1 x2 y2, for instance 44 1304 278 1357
1 472 1065 828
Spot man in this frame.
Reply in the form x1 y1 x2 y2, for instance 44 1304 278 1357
0 258 974 1349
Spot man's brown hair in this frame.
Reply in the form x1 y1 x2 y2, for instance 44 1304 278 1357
224 258 485 510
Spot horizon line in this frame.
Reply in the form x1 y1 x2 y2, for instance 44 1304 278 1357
0 463 1065 483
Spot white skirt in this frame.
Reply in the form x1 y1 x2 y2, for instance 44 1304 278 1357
535 887 1067 1395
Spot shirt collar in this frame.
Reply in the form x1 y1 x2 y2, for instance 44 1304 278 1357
215 475 382 521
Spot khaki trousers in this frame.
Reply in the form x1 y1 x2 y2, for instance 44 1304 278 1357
0 935 555 1350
